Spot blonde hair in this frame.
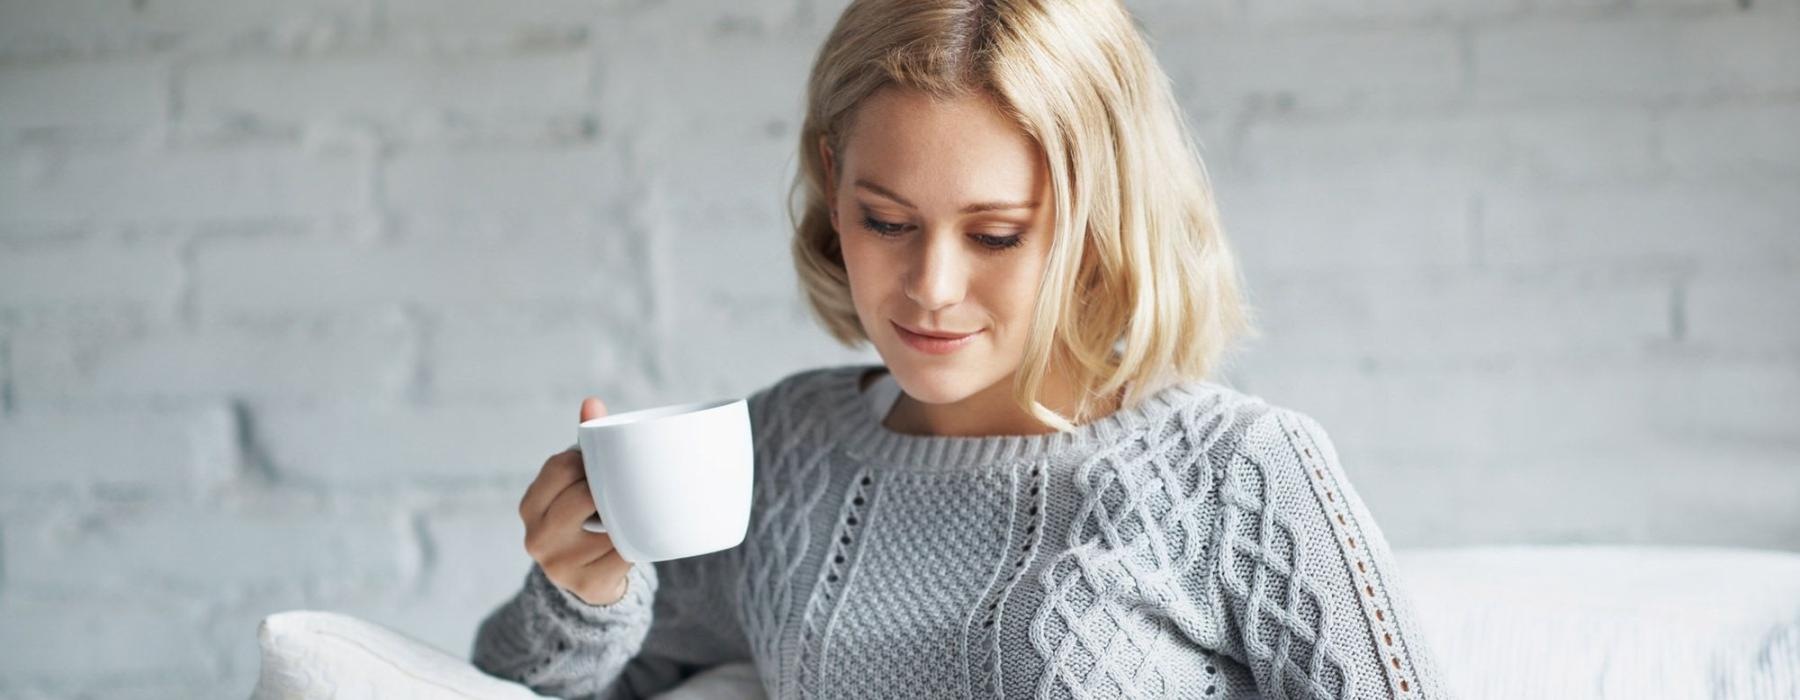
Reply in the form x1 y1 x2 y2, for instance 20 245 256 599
788 0 1257 432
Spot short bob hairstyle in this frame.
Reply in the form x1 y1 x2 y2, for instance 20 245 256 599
788 0 1257 432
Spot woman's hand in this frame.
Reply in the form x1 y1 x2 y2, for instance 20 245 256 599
517 397 633 606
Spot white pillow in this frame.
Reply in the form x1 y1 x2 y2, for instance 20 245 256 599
1397 545 1800 699
250 610 765 700
251 610 552 700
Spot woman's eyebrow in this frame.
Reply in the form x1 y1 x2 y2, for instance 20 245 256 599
854 178 1038 214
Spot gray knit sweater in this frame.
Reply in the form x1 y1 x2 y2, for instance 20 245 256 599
471 363 1451 699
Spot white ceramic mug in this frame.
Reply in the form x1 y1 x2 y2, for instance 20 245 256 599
574 397 754 563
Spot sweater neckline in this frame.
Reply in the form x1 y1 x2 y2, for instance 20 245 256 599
822 363 1213 471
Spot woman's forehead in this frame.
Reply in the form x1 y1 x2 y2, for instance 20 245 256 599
840 88 1046 204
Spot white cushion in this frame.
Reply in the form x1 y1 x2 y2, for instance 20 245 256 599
1397 545 1800 699
250 610 553 700
250 609 764 700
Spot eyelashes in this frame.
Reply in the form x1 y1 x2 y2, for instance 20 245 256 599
858 214 1026 252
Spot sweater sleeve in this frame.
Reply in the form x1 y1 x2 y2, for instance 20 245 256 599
470 559 660 699
471 544 755 700
1206 407 1452 699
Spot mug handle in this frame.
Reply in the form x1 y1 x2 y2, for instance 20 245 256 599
574 439 607 533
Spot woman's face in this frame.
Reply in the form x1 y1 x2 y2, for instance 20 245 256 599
821 85 1055 408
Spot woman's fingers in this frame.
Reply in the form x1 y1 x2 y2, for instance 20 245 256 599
518 397 628 606
518 448 583 523
529 478 615 568
525 475 583 559
542 476 597 533
580 397 606 424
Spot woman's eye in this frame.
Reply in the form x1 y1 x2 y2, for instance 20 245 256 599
859 214 1027 252
860 215 907 236
974 234 1025 250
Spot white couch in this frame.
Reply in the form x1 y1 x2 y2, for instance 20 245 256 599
250 545 1800 700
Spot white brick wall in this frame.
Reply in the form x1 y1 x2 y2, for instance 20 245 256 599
0 0 1795 696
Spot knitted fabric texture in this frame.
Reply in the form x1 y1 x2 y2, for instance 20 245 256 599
471 363 1451 699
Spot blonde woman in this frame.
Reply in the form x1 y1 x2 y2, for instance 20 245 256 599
474 0 1450 698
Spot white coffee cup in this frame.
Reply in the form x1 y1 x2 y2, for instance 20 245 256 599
574 397 754 563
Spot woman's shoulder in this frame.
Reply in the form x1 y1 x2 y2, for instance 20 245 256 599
743 362 869 436
1168 379 1338 475
746 363 863 406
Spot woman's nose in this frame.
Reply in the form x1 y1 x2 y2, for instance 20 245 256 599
903 230 968 311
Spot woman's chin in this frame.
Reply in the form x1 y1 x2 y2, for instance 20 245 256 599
880 361 997 405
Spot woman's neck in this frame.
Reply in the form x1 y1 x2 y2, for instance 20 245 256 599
867 364 1123 437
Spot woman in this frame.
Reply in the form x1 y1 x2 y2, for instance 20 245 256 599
474 0 1450 698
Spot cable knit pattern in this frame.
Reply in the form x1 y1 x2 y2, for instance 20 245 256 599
470 363 1451 699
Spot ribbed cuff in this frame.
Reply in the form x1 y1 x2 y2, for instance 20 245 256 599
526 560 658 629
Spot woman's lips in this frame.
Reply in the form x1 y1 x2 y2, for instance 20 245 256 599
893 321 981 354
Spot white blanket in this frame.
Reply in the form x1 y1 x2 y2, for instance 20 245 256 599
1396 545 1800 699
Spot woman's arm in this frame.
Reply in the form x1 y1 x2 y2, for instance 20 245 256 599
1208 407 1452 699
471 542 753 700
471 559 659 699
473 381 770 700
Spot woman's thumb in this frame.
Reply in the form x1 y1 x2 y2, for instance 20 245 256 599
579 397 607 424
